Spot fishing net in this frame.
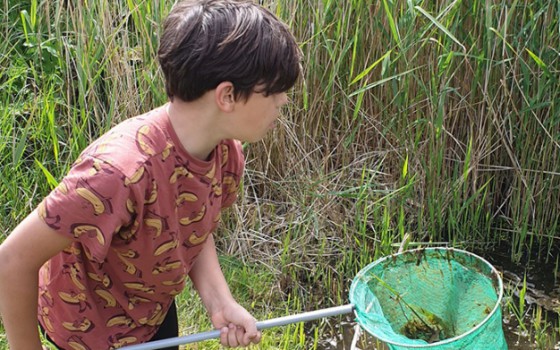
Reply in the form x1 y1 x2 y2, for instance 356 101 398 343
349 247 507 349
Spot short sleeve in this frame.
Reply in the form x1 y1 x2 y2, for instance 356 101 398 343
38 156 133 263
220 140 245 208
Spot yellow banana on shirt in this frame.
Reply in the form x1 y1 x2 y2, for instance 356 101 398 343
62 318 93 332
95 288 117 307
76 187 106 215
106 315 135 328
144 180 158 204
169 166 193 184
136 125 156 156
124 166 145 186
154 239 179 256
179 204 206 226
144 217 163 237
72 224 105 245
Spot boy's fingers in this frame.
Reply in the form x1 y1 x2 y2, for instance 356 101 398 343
227 323 239 347
246 317 258 334
235 325 247 346
243 324 260 345
247 330 262 345
219 314 260 347
220 326 229 347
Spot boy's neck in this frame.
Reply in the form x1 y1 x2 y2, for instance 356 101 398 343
165 96 224 161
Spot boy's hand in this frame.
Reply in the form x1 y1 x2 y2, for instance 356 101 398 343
210 302 261 348
189 235 261 347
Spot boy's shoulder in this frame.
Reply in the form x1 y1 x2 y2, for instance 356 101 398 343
75 107 245 182
78 106 172 179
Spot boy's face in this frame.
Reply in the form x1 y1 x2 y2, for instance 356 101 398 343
228 89 289 143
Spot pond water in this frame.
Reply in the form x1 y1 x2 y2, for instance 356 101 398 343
485 244 560 350
312 245 559 349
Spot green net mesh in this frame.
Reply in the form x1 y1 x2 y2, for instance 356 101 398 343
349 248 507 349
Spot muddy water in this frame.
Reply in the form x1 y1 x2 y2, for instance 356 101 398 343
485 245 560 350
312 246 559 349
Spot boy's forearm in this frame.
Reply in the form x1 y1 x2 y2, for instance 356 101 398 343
188 234 234 314
0 260 43 349
0 211 72 350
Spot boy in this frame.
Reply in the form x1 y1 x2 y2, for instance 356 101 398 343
0 0 301 349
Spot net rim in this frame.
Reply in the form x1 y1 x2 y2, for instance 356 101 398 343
349 247 504 348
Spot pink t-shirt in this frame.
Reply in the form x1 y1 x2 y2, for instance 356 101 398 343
37 105 244 349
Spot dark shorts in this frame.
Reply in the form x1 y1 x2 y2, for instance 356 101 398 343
40 301 179 350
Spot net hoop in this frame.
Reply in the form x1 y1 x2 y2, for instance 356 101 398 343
349 247 504 348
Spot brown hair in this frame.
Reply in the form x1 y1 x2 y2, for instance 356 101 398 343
158 0 301 102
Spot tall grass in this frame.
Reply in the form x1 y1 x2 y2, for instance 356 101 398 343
1 0 559 348
251 0 560 263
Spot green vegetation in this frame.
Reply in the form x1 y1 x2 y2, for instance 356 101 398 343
1 0 558 348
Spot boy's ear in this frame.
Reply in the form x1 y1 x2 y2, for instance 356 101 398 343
215 82 236 112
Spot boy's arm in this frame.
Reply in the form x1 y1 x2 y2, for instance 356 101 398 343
0 210 72 350
188 234 261 348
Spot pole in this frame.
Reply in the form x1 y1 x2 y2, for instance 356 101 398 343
120 304 355 350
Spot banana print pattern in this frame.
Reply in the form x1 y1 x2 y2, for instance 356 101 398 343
176 191 198 206
136 125 157 156
38 199 61 229
169 165 193 184
59 291 91 312
116 249 142 277
62 317 94 332
144 179 158 204
88 272 112 289
154 238 180 256
118 219 140 242
187 230 211 245
95 287 117 307
179 203 206 226
76 178 113 216
126 292 152 311
67 335 91 350
109 334 138 349
152 257 182 275
37 106 244 349
125 165 146 186
106 314 136 328
62 263 86 291
70 223 106 245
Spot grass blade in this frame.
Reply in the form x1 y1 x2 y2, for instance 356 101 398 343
414 5 465 52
